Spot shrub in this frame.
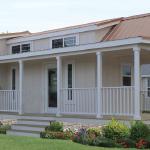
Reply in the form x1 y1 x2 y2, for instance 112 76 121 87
136 139 150 149
130 121 150 141
0 124 11 134
45 122 63 132
102 119 129 141
87 127 101 137
93 136 120 148
72 128 88 145
40 130 73 140
72 128 102 146
117 138 136 148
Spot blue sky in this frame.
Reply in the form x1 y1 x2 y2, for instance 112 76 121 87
0 0 150 33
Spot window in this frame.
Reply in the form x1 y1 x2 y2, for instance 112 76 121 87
147 78 150 97
122 64 131 86
68 64 73 100
52 38 63 49
21 44 30 53
64 37 76 47
12 43 30 54
12 69 16 90
52 36 76 49
12 45 20 54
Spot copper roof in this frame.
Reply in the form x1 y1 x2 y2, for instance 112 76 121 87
103 13 150 41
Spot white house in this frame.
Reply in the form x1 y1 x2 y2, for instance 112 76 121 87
0 13 150 127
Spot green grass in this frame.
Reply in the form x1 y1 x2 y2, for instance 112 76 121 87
0 134 136 150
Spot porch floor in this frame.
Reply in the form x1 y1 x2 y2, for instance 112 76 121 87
0 112 149 121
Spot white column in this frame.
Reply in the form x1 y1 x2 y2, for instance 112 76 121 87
56 56 62 117
19 60 24 115
133 46 141 120
96 52 103 118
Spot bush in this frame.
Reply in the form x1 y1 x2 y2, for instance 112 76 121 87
45 122 63 132
130 121 150 141
136 139 150 149
117 138 136 148
102 119 129 141
40 130 73 140
93 136 120 148
0 124 11 134
72 128 88 145
87 128 101 137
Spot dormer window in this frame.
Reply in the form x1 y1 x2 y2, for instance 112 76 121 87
64 37 76 47
12 43 30 54
52 36 76 49
52 38 63 49
22 44 30 53
12 45 20 54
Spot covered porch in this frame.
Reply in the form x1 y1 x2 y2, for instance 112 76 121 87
0 44 150 120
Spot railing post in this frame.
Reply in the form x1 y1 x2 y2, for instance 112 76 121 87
96 52 103 118
56 56 62 117
133 46 141 120
19 60 23 115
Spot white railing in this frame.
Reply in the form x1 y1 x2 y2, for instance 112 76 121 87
141 91 150 112
60 88 97 115
101 86 134 116
0 90 19 112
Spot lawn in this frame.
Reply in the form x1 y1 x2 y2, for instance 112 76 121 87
0 135 136 150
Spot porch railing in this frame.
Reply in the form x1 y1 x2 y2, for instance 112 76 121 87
101 86 134 116
0 90 19 112
60 88 97 115
141 91 150 112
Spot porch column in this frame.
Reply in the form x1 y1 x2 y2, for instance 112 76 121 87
56 56 62 117
19 60 24 115
133 46 141 120
96 52 103 118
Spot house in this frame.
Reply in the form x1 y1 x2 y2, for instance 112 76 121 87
0 14 150 134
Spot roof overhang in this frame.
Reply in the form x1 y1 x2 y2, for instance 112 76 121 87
0 37 150 63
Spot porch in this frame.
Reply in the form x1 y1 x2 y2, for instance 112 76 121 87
0 46 150 120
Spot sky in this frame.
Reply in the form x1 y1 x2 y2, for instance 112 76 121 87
0 0 150 33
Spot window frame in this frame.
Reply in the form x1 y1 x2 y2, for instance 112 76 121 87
21 43 31 53
52 38 63 49
121 64 132 86
50 34 79 49
11 45 20 54
10 42 32 54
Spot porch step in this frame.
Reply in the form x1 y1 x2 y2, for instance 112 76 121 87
7 129 40 137
11 124 45 132
7 117 55 137
17 119 50 126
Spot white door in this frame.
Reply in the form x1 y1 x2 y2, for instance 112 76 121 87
45 64 57 114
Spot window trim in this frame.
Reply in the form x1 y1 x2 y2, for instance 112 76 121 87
121 63 132 86
50 34 79 49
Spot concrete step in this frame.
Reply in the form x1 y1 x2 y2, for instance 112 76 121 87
7 129 40 137
11 124 45 132
7 116 56 137
17 119 50 126
19 116 56 121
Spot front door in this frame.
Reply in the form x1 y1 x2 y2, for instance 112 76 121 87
46 66 57 114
